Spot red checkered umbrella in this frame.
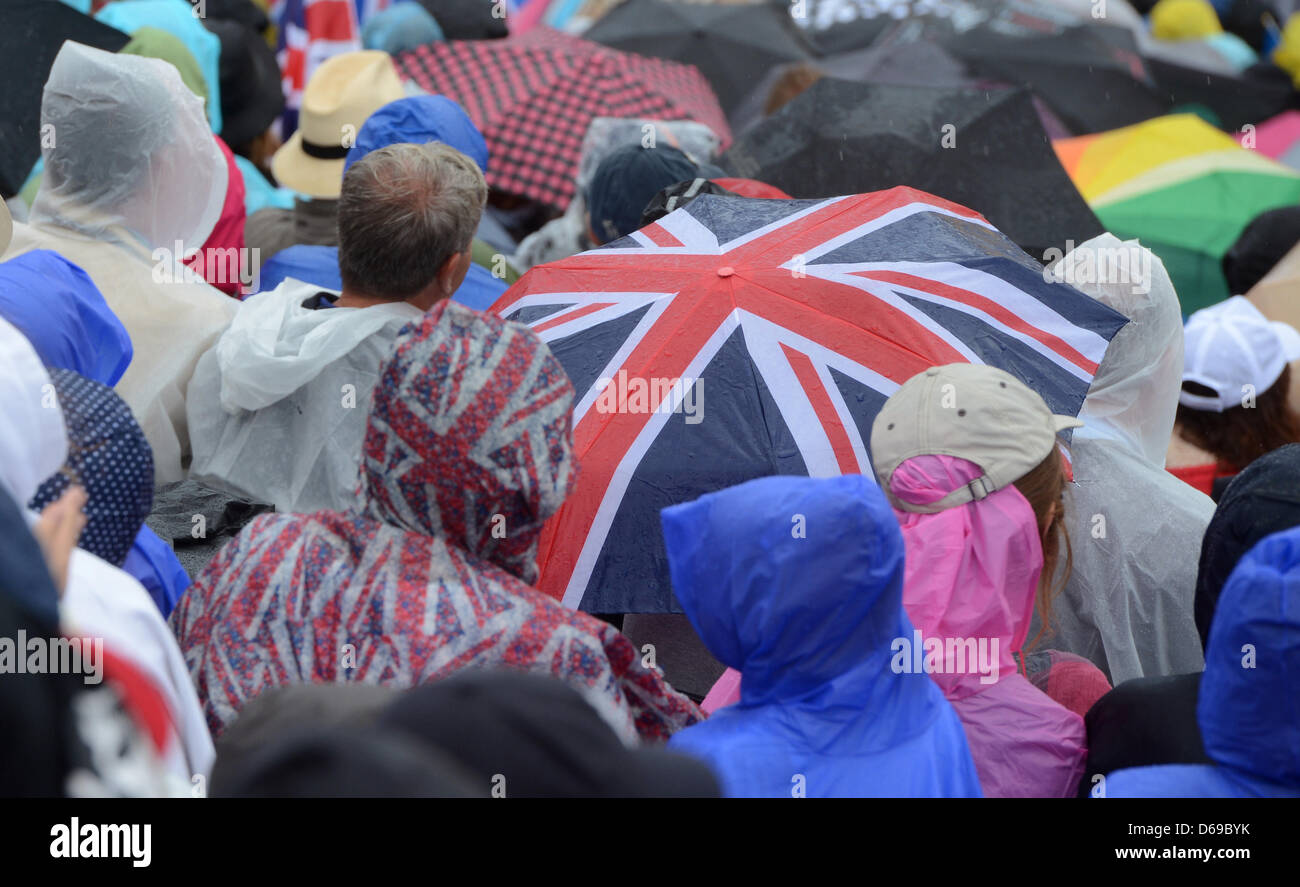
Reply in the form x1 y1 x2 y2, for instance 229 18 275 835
393 28 731 212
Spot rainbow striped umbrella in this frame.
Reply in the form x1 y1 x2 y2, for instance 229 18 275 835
1056 114 1300 312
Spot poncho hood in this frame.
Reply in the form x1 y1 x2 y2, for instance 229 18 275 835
1054 233 1180 467
1198 525 1300 788
30 42 226 258
662 474 911 705
214 279 423 413
359 299 577 583
891 454 1040 699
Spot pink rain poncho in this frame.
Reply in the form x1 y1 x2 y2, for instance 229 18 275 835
703 453 1088 796
891 454 1086 798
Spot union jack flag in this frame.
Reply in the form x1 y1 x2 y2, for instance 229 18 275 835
275 0 362 137
492 187 1128 613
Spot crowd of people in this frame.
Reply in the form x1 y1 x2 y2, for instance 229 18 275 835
2 0 1299 799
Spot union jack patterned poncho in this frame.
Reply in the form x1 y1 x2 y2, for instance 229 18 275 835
170 300 701 741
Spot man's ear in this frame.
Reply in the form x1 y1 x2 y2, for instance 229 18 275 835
436 248 473 297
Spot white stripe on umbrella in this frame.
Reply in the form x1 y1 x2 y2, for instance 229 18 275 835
560 310 742 609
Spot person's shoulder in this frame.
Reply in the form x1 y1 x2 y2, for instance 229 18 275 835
1103 763 1236 798
964 672 1087 737
63 549 173 649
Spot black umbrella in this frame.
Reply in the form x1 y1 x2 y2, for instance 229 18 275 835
794 0 894 56
941 23 1167 134
719 77 1103 261
729 40 975 135
0 0 129 197
414 0 508 39
1144 57 1294 133
583 0 816 115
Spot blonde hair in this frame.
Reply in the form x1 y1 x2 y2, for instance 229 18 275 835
1012 443 1071 649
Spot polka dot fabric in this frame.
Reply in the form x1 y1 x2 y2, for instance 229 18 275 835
30 369 153 567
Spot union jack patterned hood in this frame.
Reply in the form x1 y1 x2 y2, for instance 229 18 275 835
359 300 578 585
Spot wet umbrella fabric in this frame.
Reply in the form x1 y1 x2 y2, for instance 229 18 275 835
941 24 1167 134
394 28 729 212
728 40 975 137
1144 56 1294 133
721 78 1103 261
1055 113 1300 312
582 0 816 115
0 0 130 196
412 0 509 40
491 186 1126 612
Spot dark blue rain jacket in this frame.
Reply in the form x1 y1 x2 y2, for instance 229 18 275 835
661 474 983 798
1107 525 1300 798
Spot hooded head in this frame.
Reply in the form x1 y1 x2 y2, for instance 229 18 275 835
1197 525 1300 788
29 369 153 569
359 300 576 584
1195 443 1300 648
661 474 909 706
1056 234 1181 466
0 250 133 387
30 42 227 255
379 671 720 798
586 145 711 245
870 365 1072 696
362 3 445 55
344 95 488 175
0 318 68 508
1151 0 1225 40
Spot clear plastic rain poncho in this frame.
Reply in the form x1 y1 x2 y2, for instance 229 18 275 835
1037 233 1211 684
186 280 425 514
30 41 226 258
9 41 236 484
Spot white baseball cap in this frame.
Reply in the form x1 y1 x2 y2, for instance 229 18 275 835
1180 296 1300 413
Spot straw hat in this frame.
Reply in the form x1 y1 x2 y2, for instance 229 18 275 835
0 199 12 255
272 51 406 199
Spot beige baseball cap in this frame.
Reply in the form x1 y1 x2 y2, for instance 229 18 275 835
870 363 1082 514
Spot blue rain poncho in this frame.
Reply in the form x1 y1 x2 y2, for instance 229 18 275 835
662 474 983 798
0 249 132 386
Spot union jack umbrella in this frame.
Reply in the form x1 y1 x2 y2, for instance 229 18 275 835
492 187 1128 613
393 28 731 212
